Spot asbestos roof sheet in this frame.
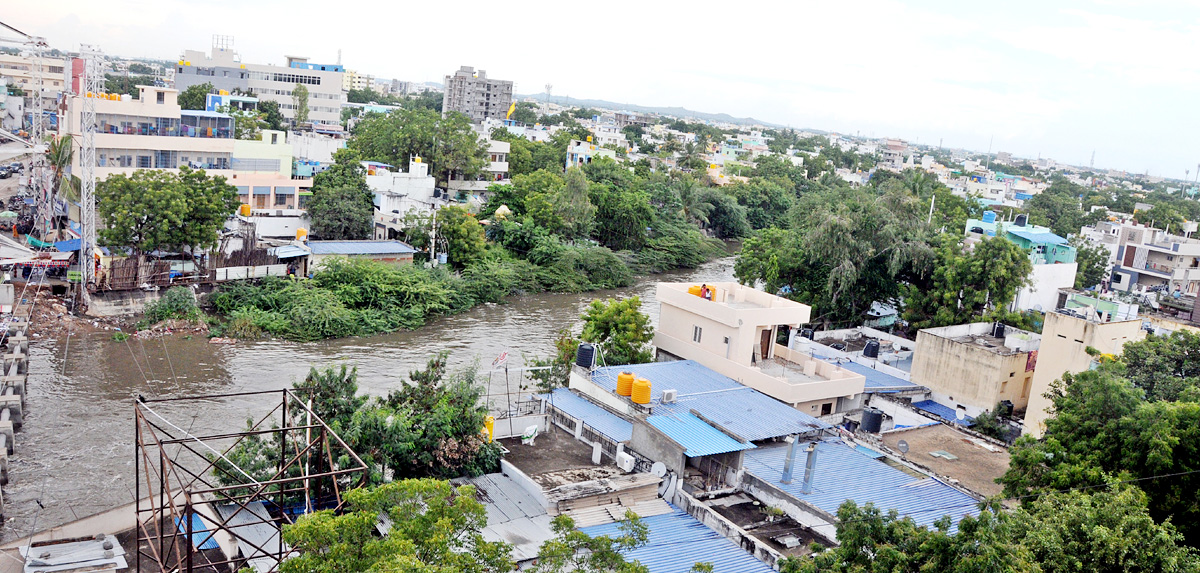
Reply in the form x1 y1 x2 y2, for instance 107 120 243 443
647 412 756 457
580 507 775 573
836 360 920 392
307 240 417 255
540 388 632 442
592 361 830 441
271 244 310 259
742 440 979 533
21 537 128 573
456 472 554 562
1007 228 1067 245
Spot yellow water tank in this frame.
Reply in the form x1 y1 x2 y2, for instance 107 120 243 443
239 204 251 216
617 371 635 396
296 228 308 241
631 377 652 404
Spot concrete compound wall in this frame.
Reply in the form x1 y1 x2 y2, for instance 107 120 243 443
741 471 839 544
670 489 786 568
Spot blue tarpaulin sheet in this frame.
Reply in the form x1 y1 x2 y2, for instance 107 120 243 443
54 239 80 252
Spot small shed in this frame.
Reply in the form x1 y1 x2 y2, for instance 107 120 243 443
305 240 417 272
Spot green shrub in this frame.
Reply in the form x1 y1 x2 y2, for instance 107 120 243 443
143 286 202 324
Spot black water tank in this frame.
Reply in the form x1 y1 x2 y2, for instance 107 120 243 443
992 323 1006 338
999 400 1014 418
576 343 596 369
861 407 884 433
801 328 815 340
863 340 881 358
1014 213 1028 227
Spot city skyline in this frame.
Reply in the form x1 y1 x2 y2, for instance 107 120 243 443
8 0 1199 178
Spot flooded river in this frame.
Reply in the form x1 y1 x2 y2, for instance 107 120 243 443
0 256 737 539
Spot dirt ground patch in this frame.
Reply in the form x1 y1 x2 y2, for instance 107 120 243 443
499 428 602 478
881 424 1010 497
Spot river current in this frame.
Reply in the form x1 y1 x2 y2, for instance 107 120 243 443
0 256 737 539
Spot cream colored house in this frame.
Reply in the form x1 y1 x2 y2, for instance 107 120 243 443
1023 311 1145 437
653 282 866 416
910 323 1042 417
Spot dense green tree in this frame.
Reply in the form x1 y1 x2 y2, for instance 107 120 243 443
436 205 487 268
1121 330 1200 402
96 167 238 255
1011 487 1200 573
293 83 310 124
726 178 793 229
1000 364 1200 545
482 169 564 219
902 234 1033 329
281 479 514 573
735 183 935 326
404 90 443 112
781 501 1038 573
701 189 751 239
590 184 653 251
556 168 596 240
1071 235 1110 290
258 100 285 131
307 150 374 240
350 108 487 186
580 297 654 366
509 101 539 124
176 81 213 110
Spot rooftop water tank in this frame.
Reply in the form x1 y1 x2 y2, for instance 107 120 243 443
801 328 815 340
617 371 635 396
861 407 884 433
631 377 652 404
992 323 1006 338
239 204 251 217
296 228 308 241
863 340 880 358
982 210 997 223
576 343 595 369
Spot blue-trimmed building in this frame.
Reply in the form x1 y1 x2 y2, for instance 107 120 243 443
965 214 1079 312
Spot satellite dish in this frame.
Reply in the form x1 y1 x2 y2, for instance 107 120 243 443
897 440 909 454
651 462 667 478
955 407 966 421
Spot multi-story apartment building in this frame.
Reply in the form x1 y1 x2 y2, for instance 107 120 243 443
174 41 345 126
61 85 310 209
447 138 509 198
1110 223 1200 295
0 52 68 121
910 322 1042 418
441 66 513 124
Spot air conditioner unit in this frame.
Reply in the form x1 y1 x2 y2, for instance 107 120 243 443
615 452 635 472
661 389 678 404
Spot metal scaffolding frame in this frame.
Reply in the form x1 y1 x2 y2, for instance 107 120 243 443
134 389 369 573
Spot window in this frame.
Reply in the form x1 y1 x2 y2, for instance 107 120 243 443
271 133 278 144
156 91 164 104
274 194 288 206
820 403 833 416
692 326 703 343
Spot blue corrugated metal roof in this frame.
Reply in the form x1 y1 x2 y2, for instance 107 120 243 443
581 508 775 573
540 388 632 442
646 412 755 457
307 240 417 255
835 360 920 392
912 400 975 426
743 440 979 532
175 514 220 550
591 361 830 441
1007 228 1067 245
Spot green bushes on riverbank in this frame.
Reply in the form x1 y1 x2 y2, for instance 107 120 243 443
208 251 642 341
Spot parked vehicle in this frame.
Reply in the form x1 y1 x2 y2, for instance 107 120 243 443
8 163 22 173
0 167 10 179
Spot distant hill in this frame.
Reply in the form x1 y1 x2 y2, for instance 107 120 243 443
516 93 786 128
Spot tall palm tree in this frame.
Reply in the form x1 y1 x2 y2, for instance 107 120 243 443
675 177 712 227
46 135 79 202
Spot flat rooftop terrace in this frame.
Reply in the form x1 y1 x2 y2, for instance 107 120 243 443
881 424 1009 498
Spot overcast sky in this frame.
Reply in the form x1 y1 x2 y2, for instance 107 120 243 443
10 0 1200 177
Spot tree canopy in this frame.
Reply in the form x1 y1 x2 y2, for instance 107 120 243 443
580 297 654 366
349 108 487 186
177 82 212 110
96 167 238 254
306 150 375 240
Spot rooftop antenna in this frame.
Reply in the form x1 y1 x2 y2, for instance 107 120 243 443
337 48 341 66
1090 149 1095 170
